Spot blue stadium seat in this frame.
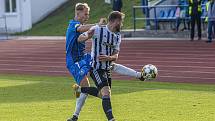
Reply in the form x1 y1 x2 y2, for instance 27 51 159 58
157 8 176 23
158 10 165 18
168 9 176 18
163 9 170 18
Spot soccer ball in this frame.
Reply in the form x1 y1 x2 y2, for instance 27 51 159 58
142 64 158 80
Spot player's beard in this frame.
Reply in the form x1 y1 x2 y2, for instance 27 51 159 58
116 25 121 32
83 19 88 24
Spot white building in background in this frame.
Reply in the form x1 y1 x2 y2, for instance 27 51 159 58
0 0 68 33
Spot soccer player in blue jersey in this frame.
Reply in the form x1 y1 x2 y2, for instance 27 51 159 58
66 3 145 121
66 3 95 121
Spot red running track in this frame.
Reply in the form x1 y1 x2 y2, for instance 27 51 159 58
0 39 215 84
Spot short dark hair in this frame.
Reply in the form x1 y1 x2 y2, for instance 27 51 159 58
108 11 125 22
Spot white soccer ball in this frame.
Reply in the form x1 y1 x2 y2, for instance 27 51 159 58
142 64 158 80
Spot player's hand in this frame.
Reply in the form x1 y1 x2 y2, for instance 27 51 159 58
98 18 107 26
87 29 95 38
98 55 111 61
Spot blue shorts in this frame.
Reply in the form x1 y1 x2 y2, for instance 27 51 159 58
67 54 91 85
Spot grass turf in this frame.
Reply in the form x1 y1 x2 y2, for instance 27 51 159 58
0 74 215 121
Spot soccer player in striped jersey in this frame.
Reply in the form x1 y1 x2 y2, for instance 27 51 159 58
76 11 125 121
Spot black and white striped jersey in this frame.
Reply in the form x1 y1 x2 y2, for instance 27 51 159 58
90 25 121 70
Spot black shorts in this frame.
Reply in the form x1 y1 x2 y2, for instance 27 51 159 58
90 68 112 90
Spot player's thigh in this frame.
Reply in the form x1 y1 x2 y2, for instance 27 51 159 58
67 60 90 85
90 69 109 90
80 76 90 87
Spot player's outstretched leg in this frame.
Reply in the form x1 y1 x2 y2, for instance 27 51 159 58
111 63 145 81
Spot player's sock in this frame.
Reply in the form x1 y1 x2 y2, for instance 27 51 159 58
102 95 114 120
73 93 88 117
136 72 142 78
112 63 141 78
81 87 100 98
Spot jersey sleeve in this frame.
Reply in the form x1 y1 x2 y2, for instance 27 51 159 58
69 21 80 32
90 25 100 38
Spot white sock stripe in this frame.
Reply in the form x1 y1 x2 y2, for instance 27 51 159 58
109 118 115 121
107 109 112 113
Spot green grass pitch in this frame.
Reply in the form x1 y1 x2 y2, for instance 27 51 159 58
0 74 215 121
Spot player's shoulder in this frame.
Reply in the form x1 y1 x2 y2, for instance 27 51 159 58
90 25 105 34
101 25 108 30
92 25 106 30
69 20 80 24
69 20 81 28
99 25 107 28
90 24 105 30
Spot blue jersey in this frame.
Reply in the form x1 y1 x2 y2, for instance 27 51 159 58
66 20 86 65
65 20 91 84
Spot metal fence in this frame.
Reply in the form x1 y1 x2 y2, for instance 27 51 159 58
132 4 207 31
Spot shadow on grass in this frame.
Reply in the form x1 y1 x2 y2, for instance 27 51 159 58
0 81 73 103
112 80 215 95
0 74 215 103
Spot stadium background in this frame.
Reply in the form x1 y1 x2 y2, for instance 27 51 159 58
0 0 215 121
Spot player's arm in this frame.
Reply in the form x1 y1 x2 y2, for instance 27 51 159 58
77 18 106 33
99 35 121 61
98 50 119 62
78 29 95 42
77 24 94 33
109 50 119 61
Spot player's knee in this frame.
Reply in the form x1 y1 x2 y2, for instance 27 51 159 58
97 91 102 99
101 86 111 97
